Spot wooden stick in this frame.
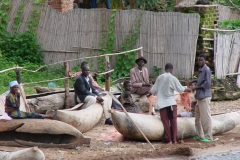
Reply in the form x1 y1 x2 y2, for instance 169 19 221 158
64 62 70 109
105 55 110 91
19 84 30 112
201 27 240 32
15 69 30 112
225 72 240 76
108 93 156 150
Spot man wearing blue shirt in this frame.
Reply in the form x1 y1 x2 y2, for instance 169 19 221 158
191 54 213 142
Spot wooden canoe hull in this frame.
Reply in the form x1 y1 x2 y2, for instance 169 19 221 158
47 103 104 133
111 110 240 141
46 93 113 133
0 119 90 148
0 147 45 160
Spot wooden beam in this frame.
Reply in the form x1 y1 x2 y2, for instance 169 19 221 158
105 55 110 91
64 62 70 109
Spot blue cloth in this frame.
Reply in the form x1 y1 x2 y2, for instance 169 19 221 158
180 112 194 117
8 109 43 119
91 0 111 9
6 80 19 96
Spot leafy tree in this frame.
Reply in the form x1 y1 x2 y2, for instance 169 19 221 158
0 32 43 66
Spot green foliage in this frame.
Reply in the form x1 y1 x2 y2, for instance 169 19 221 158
182 8 197 13
97 10 117 81
0 32 43 66
123 0 176 12
153 66 161 77
218 20 240 30
26 1 44 33
209 0 240 6
0 0 10 36
111 12 143 79
0 61 66 95
13 2 25 31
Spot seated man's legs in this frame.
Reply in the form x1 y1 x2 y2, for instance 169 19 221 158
82 96 97 109
101 96 112 119
83 95 112 125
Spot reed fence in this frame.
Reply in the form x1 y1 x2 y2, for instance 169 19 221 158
6 0 200 79
214 32 240 79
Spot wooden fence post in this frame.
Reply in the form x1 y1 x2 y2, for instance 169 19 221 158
15 68 30 112
175 0 179 5
138 48 143 57
64 62 70 109
105 55 110 91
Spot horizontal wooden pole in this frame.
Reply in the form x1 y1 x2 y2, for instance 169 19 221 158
225 72 240 76
201 27 240 32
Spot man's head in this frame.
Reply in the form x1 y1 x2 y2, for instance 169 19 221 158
135 57 147 69
198 54 206 68
165 63 173 73
82 65 90 77
9 81 19 94
80 61 89 69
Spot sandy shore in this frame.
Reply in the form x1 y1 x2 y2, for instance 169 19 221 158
0 98 239 160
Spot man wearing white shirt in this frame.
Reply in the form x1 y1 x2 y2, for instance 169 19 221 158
149 63 191 144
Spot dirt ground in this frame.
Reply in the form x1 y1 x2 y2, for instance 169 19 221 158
0 98 240 160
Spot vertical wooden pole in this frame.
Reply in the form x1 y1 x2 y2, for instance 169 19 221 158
175 0 179 5
15 68 30 112
105 55 110 91
140 48 143 57
64 62 70 109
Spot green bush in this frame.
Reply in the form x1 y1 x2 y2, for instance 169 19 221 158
219 20 240 30
0 32 43 66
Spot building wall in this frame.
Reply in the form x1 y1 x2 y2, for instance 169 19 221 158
48 0 74 12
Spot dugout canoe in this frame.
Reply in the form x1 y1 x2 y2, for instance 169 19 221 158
46 92 112 133
0 147 45 160
111 110 240 141
0 119 90 148
47 103 104 133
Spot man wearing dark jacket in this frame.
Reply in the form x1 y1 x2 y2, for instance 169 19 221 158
74 65 113 125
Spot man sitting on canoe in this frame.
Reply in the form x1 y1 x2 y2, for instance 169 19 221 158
69 61 104 92
149 63 192 144
130 56 155 115
74 64 113 125
5 81 57 119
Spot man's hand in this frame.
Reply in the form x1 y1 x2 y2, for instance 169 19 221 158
16 92 20 97
96 96 104 103
190 86 197 92
146 92 152 97
184 88 192 92
135 98 140 102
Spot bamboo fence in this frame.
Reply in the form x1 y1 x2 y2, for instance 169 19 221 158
214 32 240 79
6 0 200 79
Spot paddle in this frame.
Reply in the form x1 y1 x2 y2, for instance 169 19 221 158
16 68 30 112
107 92 156 150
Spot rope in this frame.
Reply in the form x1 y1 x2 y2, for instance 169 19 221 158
22 69 114 86
0 47 142 74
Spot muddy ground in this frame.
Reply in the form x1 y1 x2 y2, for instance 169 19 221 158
0 98 239 160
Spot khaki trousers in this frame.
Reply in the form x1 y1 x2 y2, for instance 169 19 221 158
82 95 111 119
195 97 213 140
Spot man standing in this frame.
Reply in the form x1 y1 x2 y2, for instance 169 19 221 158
191 54 213 142
149 63 191 144
130 57 154 115
74 64 113 125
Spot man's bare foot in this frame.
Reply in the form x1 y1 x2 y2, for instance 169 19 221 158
43 109 58 119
